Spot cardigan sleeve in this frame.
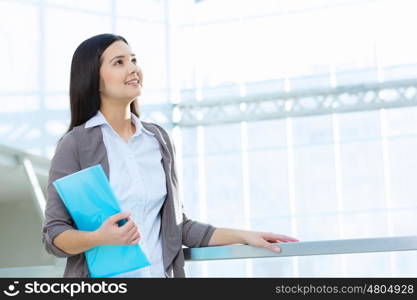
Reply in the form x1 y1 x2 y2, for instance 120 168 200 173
42 133 81 257
181 212 217 248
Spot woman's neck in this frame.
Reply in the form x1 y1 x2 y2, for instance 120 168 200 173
100 103 135 139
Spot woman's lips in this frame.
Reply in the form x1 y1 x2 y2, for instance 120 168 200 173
125 81 141 87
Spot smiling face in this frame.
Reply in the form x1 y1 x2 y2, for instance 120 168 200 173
99 40 143 105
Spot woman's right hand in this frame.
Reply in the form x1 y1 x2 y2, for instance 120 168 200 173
94 211 141 246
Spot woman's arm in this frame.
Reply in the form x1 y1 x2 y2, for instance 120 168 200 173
208 228 299 253
43 133 142 257
43 133 81 257
53 212 141 255
53 230 101 255
207 228 246 246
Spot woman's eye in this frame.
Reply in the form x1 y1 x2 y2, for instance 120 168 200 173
115 59 136 65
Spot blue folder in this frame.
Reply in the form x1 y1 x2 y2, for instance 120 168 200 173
53 164 150 277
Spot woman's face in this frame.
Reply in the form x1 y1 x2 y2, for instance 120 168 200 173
99 40 143 104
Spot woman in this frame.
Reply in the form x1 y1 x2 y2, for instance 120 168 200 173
42 33 298 278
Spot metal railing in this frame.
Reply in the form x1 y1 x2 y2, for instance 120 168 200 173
183 236 417 261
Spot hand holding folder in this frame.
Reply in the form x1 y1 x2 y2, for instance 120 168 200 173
53 164 150 277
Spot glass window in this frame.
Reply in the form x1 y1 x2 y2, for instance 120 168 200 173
116 20 167 95
45 0 111 13
345 252 391 277
116 0 164 21
292 115 333 146
293 145 338 215
338 111 381 142
298 255 341 277
386 106 417 137
182 157 200 220
204 123 241 154
388 138 417 208
378 0 417 67
181 127 198 155
0 96 39 113
248 150 290 219
339 141 386 211
0 2 38 92
44 94 69 110
45 8 112 91
206 259 247 277
205 154 245 225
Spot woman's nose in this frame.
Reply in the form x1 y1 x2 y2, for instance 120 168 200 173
128 61 140 73
129 65 138 74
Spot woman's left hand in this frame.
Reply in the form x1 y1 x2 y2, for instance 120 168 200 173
241 231 299 253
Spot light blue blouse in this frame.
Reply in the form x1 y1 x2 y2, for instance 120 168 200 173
85 111 167 277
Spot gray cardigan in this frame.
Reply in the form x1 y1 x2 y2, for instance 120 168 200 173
42 121 216 278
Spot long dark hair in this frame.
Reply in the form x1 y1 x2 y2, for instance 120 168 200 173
64 33 140 136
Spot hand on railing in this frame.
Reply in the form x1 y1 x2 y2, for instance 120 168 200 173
208 228 299 253
241 231 299 253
